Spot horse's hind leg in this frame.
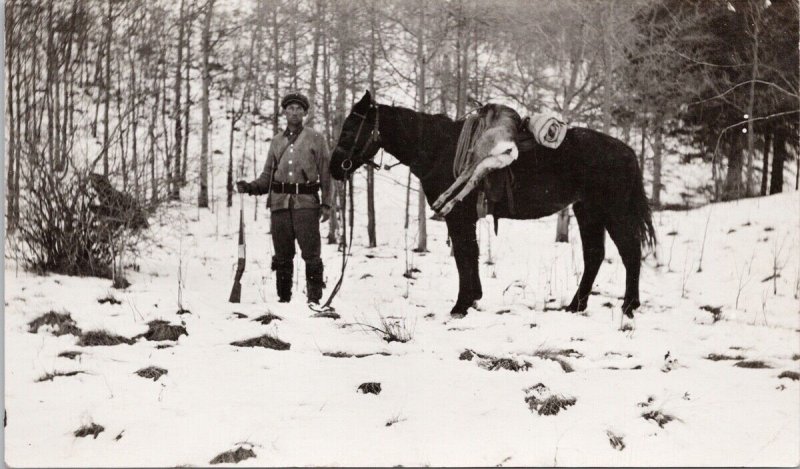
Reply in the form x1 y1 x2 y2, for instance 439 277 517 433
605 214 642 318
432 163 476 212
566 202 606 312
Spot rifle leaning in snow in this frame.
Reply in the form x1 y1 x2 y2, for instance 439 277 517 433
229 193 246 303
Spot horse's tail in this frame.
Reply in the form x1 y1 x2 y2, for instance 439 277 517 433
629 149 657 250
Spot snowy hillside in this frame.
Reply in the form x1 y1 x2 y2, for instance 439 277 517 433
4 163 800 466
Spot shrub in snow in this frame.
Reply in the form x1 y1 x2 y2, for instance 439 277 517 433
642 410 675 428
12 170 148 282
606 431 625 451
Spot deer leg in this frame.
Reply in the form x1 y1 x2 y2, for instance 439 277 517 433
432 162 478 212
439 142 518 216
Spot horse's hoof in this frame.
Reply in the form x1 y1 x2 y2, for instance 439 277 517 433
450 311 467 319
619 314 635 332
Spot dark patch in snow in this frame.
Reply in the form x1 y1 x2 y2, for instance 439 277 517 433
74 423 104 439
78 330 135 346
36 370 84 382
232 312 248 319
778 371 799 381
706 353 745 361
231 334 290 350
176 308 191 315
358 382 382 395
58 351 82 360
642 410 675 428
98 295 122 305
734 360 772 369
360 273 373 279
135 366 168 381
460 349 532 372
209 447 256 465
135 320 188 342
253 313 282 325
524 384 576 416
607 431 625 451
323 351 390 358
312 311 341 320
28 311 83 337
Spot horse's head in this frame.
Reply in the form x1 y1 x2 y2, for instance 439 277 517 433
330 91 381 180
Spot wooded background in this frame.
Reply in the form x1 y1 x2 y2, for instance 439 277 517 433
4 0 799 253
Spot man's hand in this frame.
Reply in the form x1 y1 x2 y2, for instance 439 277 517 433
320 205 330 222
235 180 251 194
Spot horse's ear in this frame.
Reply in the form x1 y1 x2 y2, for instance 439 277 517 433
359 90 372 105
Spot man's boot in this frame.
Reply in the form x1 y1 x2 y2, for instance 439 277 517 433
272 257 293 302
305 259 325 305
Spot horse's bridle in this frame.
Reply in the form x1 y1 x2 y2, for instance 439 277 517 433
340 101 381 173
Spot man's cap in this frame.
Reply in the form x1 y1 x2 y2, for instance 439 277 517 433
281 92 310 111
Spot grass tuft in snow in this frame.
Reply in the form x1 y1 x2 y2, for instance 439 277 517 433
642 410 675 428
58 351 82 360
353 315 414 344
606 431 625 451
209 447 256 465
231 334 290 350
312 311 341 320
74 423 104 439
135 366 167 381
706 353 745 361
135 320 188 342
97 294 121 305
533 348 583 373
700 305 723 323
36 371 83 382
524 384 576 416
357 382 382 395
734 360 772 369
778 371 799 381
253 313 282 325
460 349 532 372
323 351 391 358
28 311 83 337
78 330 135 346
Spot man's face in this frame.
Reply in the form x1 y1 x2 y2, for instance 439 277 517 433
284 103 306 126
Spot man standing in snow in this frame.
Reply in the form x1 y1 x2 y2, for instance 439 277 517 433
236 92 332 305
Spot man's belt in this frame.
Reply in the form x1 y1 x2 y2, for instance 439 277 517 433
271 182 320 194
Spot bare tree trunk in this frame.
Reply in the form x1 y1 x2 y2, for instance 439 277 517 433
6 0 17 232
198 0 214 208
172 0 186 200
415 0 428 252
182 0 193 185
103 0 112 176
651 126 663 208
271 5 281 134
760 132 771 196
745 3 761 196
366 0 377 247
770 129 786 195
307 0 322 126
129 43 139 201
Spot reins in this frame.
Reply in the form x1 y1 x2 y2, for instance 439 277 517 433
318 101 380 311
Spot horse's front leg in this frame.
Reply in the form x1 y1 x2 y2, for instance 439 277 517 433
446 218 482 318
432 162 476 212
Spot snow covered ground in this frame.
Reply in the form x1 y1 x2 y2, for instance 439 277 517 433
4 163 799 466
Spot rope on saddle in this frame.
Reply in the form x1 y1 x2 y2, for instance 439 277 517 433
453 114 486 178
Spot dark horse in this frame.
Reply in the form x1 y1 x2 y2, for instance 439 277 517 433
330 91 655 320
